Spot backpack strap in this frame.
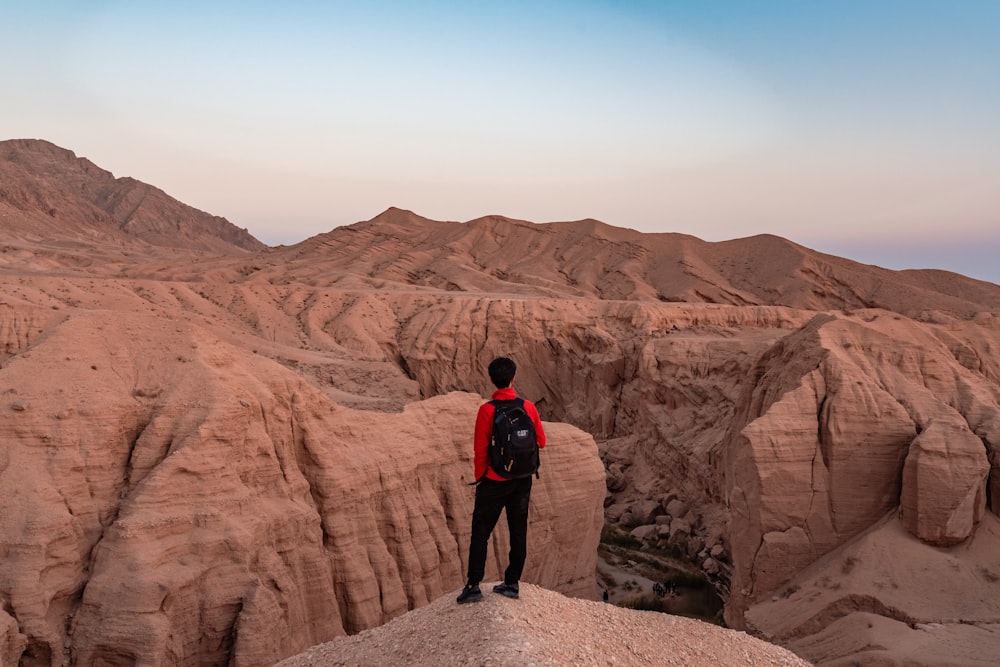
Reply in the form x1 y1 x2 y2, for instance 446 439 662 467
467 400 506 485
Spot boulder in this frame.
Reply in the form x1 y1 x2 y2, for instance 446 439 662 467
605 503 629 523
606 464 627 492
901 419 990 545
687 537 705 559
630 525 659 542
669 518 692 542
631 500 664 525
666 499 688 519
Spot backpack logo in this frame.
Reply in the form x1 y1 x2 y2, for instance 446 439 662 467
487 398 539 480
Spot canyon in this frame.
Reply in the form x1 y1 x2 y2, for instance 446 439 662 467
2 139 999 666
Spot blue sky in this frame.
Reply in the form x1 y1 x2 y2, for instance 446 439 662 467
3 1 999 284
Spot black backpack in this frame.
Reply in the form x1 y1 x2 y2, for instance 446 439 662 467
486 398 539 480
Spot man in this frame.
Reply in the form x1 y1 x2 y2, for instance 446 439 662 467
456 357 546 603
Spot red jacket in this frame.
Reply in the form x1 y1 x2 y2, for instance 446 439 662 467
474 387 546 481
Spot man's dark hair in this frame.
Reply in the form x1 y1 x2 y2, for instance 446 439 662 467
488 357 517 389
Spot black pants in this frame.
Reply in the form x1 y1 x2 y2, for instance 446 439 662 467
466 476 532 585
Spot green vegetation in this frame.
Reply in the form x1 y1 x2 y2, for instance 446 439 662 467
618 593 726 626
600 525 689 563
600 524 706 587
600 526 642 550
600 522 724 625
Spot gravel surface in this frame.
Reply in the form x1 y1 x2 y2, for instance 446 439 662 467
275 583 812 666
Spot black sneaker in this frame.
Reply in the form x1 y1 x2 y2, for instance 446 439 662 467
493 582 519 599
456 584 483 604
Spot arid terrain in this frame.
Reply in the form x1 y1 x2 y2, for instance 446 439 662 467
274 583 811 667
2 139 999 666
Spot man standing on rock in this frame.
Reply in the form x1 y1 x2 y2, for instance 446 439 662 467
457 357 546 603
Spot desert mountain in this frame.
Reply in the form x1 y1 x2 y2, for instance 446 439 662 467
248 206 1000 317
0 138 264 258
2 143 1000 666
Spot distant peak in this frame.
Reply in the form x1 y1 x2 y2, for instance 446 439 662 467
1 138 81 162
371 206 419 220
365 207 444 228
376 206 415 216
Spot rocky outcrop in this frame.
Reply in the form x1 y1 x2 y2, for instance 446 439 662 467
275 583 812 667
0 310 605 666
724 312 999 626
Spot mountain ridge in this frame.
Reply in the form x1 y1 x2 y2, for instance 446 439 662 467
4 140 998 317
0 138 265 254
259 205 1000 316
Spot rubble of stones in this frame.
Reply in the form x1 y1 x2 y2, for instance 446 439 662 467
606 489 731 594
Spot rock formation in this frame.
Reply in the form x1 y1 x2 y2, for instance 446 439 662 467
724 312 998 625
0 309 604 666
2 140 1000 665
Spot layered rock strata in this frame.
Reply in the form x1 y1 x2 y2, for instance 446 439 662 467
724 312 997 627
3 155 1000 667
0 309 605 666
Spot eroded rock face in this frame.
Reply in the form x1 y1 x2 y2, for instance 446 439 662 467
0 311 605 666
724 313 1000 626
6 280 999 663
1 610 27 666
3 172 1000 667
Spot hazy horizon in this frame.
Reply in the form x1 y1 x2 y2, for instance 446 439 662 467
4 1 999 284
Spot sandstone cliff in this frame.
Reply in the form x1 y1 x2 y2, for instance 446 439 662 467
723 312 998 625
0 307 604 665
5 276 997 664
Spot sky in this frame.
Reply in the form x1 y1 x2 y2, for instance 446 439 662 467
3 1 999 284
